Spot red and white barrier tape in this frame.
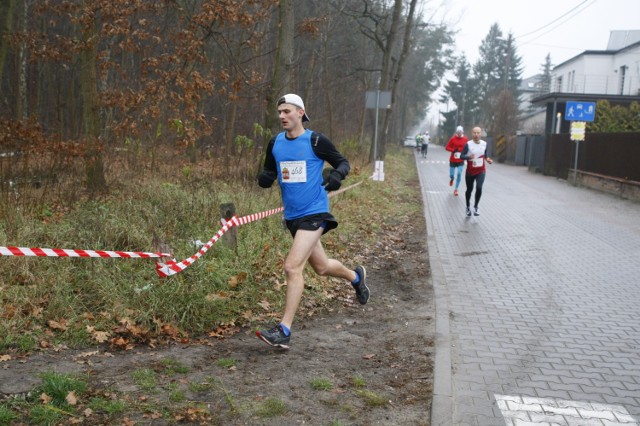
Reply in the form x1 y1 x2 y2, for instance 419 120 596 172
0 246 171 259
155 207 284 277
0 180 366 277
155 180 365 278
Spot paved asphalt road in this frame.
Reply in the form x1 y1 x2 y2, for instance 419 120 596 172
416 144 640 426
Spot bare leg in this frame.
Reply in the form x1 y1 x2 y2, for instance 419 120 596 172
280 228 325 329
280 229 357 329
307 239 357 282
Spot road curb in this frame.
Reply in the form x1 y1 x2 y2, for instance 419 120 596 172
416 150 453 425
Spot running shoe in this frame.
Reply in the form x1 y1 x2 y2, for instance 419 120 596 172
466 206 471 217
449 178 454 186
453 189 459 196
353 265 370 305
256 324 290 349
474 207 480 216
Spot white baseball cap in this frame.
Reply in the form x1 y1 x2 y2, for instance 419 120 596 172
456 126 463 132
277 94 310 122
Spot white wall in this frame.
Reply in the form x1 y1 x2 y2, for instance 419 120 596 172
551 45 640 95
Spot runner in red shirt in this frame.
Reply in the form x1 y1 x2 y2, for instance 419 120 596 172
445 126 468 196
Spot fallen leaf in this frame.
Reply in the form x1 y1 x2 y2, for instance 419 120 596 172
258 300 271 310
123 417 136 426
83 408 93 417
92 331 110 343
227 272 247 288
48 319 67 331
66 391 78 405
76 351 99 358
40 393 52 404
362 353 376 359
205 291 229 301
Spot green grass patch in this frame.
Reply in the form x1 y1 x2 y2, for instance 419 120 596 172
255 397 286 418
351 375 366 388
188 380 214 393
167 383 186 403
88 397 127 415
35 372 87 407
216 357 237 369
160 358 190 375
0 404 18 424
132 368 158 392
309 377 334 391
28 404 65 425
355 389 388 407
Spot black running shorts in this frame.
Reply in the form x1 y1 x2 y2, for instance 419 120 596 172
285 213 338 237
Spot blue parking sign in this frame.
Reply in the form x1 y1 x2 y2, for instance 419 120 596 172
565 101 596 122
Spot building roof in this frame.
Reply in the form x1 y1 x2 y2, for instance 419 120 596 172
607 30 640 50
554 32 640 70
530 92 640 106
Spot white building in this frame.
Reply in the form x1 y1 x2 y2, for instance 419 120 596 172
526 30 640 135
552 30 640 96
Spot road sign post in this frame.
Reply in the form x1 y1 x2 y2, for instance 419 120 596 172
565 101 596 186
570 121 587 185
365 90 391 162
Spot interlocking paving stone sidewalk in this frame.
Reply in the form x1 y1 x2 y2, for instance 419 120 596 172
419 146 640 426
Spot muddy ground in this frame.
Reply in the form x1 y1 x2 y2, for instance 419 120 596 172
1 215 434 425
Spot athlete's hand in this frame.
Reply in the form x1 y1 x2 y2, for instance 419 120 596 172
323 170 342 191
257 170 277 188
487 157 493 164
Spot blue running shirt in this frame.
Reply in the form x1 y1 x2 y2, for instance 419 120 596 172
272 129 329 220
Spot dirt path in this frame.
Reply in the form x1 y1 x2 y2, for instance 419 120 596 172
1 217 433 425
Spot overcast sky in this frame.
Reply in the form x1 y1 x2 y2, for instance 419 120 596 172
438 0 640 77
418 0 640 130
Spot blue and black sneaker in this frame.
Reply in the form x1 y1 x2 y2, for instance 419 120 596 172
256 324 290 349
353 265 370 305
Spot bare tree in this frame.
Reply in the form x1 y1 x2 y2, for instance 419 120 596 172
265 0 294 132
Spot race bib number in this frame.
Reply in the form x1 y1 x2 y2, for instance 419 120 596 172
454 152 461 159
472 158 484 168
280 161 306 183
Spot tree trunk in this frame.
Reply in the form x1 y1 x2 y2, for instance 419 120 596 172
265 0 294 132
380 0 418 157
0 0 16 87
79 21 106 194
373 0 402 161
16 0 27 120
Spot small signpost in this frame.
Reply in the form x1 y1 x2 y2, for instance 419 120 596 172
565 101 596 185
365 90 391 181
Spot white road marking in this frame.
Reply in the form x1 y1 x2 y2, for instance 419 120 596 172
495 394 638 425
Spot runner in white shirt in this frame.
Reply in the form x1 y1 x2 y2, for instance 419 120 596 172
460 127 494 217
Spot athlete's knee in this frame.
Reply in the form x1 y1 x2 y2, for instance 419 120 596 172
283 259 305 277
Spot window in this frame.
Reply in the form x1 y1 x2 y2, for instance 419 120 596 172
556 76 563 92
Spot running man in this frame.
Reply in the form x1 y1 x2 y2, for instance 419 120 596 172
255 93 370 349
460 126 493 217
420 131 430 158
445 126 468 196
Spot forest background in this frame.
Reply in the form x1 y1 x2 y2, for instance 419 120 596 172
0 0 533 198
